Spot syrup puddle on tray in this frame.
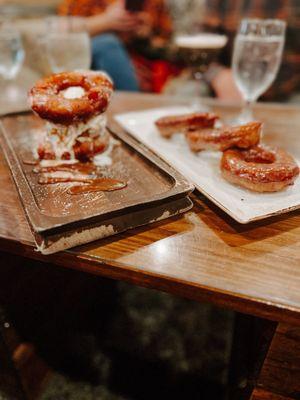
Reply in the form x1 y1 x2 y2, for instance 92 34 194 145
33 163 98 175
23 159 127 195
23 159 38 166
69 179 127 195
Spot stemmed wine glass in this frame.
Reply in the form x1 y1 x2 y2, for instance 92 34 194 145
232 18 286 123
0 26 25 102
174 32 227 110
45 16 92 73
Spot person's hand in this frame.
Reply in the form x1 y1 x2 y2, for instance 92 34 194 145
102 0 139 32
211 68 243 102
134 12 152 37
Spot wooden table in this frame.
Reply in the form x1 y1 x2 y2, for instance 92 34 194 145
0 92 300 326
1 92 300 399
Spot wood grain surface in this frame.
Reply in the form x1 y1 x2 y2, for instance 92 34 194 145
1 93 300 325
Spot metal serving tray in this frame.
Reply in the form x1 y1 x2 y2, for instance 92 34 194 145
0 112 193 254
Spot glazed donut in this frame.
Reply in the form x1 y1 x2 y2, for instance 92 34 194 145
186 121 261 152
221 145 299 192
29 70 113 125
155 112 218 138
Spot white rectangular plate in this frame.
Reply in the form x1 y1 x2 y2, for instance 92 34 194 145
114 106 300 224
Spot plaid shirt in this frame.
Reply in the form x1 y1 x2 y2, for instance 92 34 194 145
204 0 300 100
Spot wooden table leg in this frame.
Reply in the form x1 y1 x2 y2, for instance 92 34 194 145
254 324 300 399
227 312 277 400
251 388 295 400
0 307 27 400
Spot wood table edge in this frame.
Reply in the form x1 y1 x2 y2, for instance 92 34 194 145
1 237 299 326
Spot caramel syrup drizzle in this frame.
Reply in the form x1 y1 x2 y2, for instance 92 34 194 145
25 159 127 194
33 163 98 175
68 179 127 195
23 159 38 166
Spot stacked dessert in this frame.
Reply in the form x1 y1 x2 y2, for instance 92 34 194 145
29 70 113 163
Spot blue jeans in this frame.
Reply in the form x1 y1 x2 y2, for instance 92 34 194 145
92 33 139 91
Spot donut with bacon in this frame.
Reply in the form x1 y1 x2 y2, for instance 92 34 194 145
155 112 218 138
221 145 299 192
29 70 114 162
186 122 262 152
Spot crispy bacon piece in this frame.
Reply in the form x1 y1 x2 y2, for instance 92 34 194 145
37 133 109 162
37 142 55 160
73 136 108 162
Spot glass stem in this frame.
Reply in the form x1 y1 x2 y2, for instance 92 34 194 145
191 69 209 111
192 71 202 110
0 77 7 97
241 99 253 122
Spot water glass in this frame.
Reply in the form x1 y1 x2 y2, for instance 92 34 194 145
174 33 227 110
45 17 91 73
46 16 86 34
0 27 25 106
0 28 24 80
232 18 286 122
46 32 91 73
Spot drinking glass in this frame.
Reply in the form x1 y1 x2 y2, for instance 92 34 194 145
232 19 286 122
45 17 91 73
0 30 24 79
46 32 91 73
0 27 25 103
174 32 227 110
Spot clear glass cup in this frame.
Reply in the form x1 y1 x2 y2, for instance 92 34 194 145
174 32 227 110
0 28 24 80
0 26 25 103
169 0 228 109
232 18 286 122
46 32 91 73
45 17 91 73
46 16 86 34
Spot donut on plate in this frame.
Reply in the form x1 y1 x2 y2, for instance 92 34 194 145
155 112 218 138
221 145 299 192
186 121 262 152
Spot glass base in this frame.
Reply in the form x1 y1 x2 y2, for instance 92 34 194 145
0 80 27 112
189 97 210 113
230 103 254 125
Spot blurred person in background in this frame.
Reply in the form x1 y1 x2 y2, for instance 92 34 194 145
203 0 300 102
58 0 173 92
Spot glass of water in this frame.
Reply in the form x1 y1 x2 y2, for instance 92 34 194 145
0 29 24 79
0 27 25 100
46 17 91 73
232 19 286 122
46 32 91 72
